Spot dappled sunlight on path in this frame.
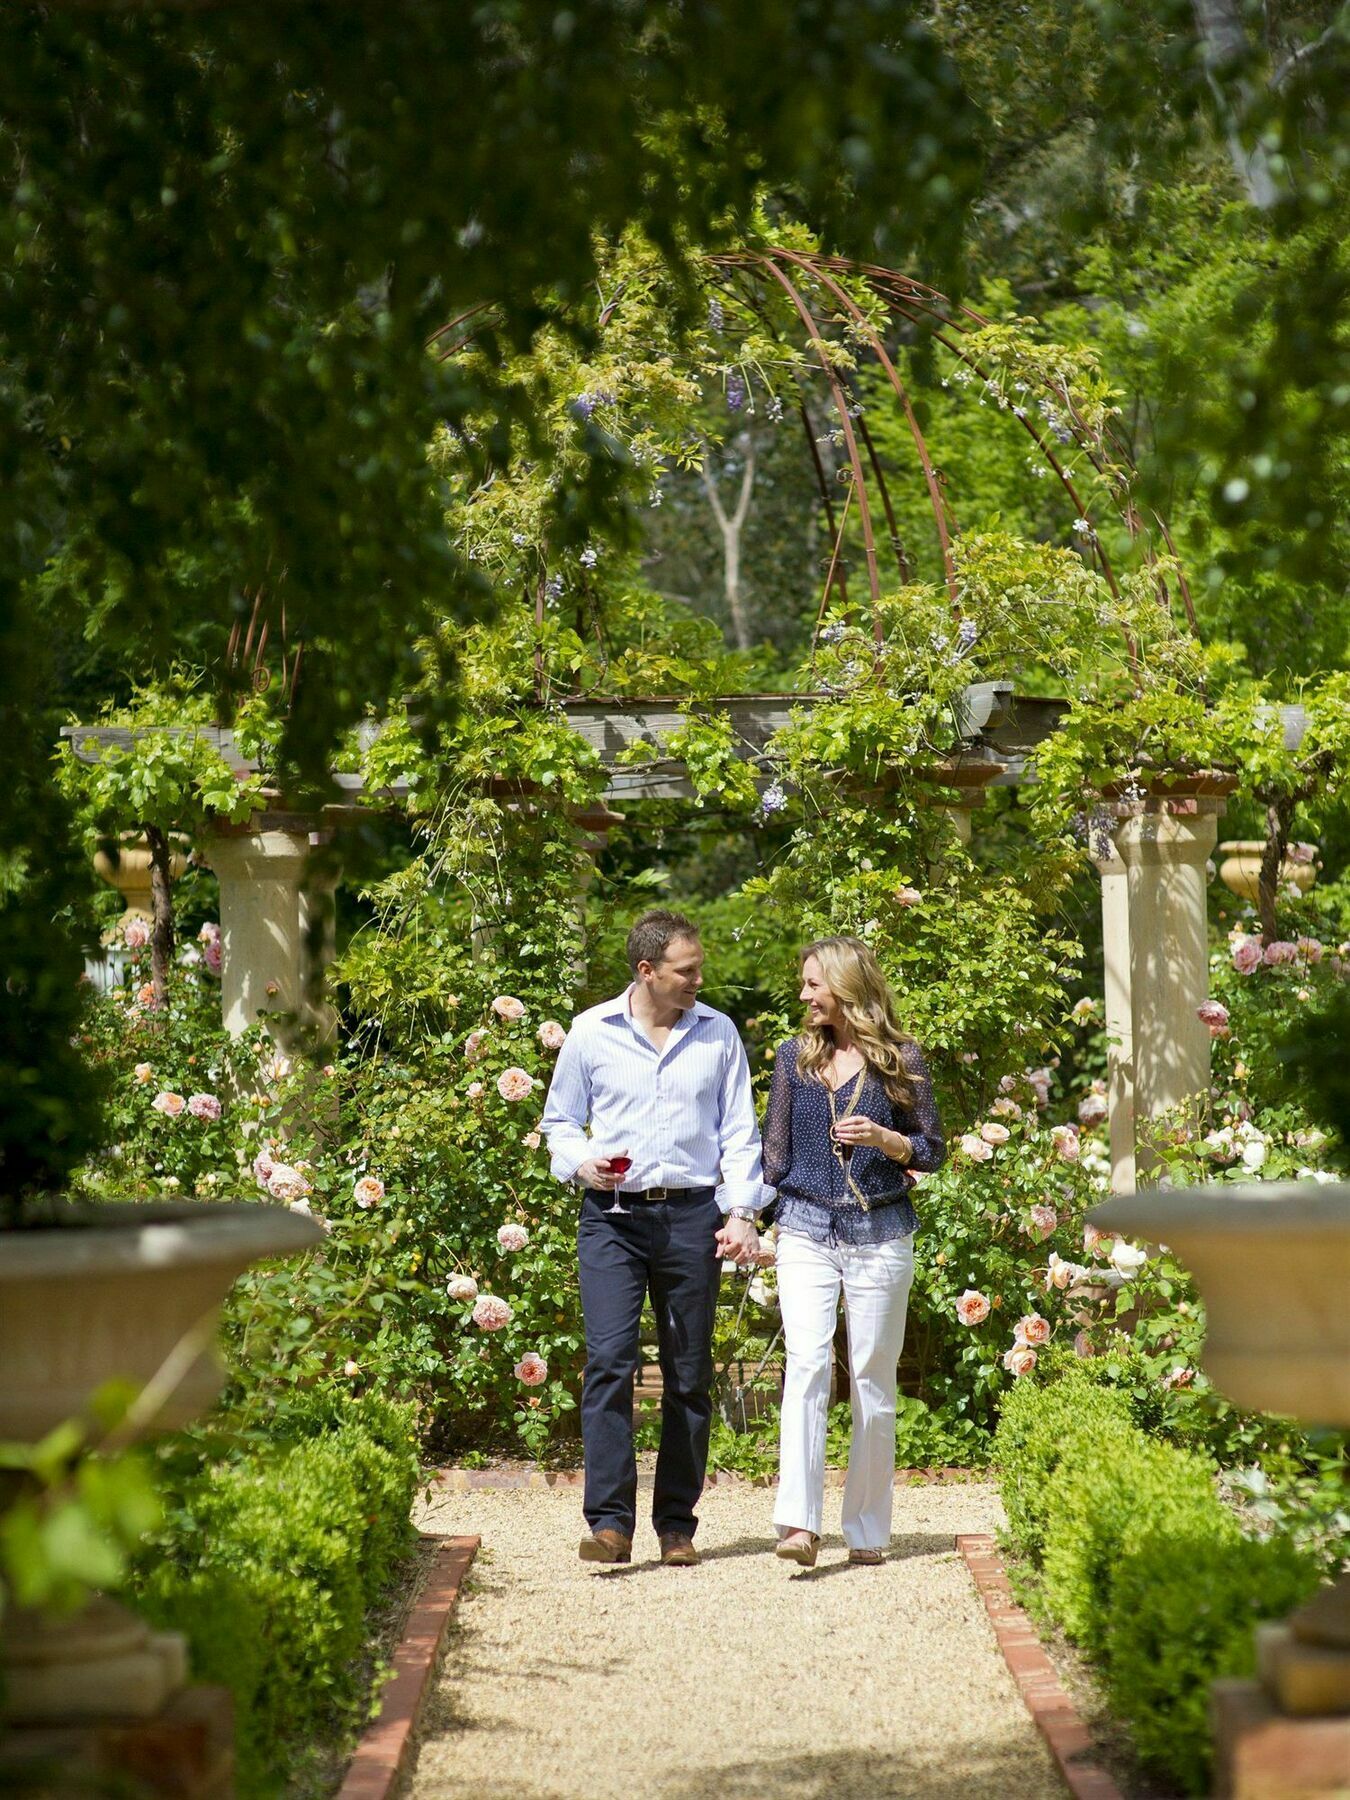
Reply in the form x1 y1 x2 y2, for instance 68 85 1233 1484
406 1481 1062 1800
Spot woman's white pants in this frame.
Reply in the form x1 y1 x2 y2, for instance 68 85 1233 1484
773 1229 915 1550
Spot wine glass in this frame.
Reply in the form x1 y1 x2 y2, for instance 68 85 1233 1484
603 1148 633 1215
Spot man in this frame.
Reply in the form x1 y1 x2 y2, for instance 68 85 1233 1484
542 909 762 1567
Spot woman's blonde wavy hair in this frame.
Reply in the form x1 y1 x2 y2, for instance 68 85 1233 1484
796 935 916 1106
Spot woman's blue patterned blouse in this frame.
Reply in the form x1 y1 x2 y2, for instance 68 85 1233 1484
762 1035 946 1245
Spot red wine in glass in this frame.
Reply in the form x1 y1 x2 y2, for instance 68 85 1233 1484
604 1152 632 1214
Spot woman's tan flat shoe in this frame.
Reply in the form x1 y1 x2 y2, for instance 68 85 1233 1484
847 1547 884 1566
775 1532 820 1567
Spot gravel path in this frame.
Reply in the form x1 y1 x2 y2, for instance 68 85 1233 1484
406 1480 1062 1800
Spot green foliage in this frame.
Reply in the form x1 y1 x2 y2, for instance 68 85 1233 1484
996 1370 1323 1795
135 1393 419 1797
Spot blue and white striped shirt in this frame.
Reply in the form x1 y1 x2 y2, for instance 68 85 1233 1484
541 987 764 1213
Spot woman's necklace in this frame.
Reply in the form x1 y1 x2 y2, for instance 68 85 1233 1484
825 1061 871 1211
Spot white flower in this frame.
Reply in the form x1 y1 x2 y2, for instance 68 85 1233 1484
1071 997 1097 1023
959 1133 994 1162
1296 1167 1338 1185
1240 1138 1267 1171
446 1274 479 1302
1109 1239 1148 1276
979 1121 1011 1145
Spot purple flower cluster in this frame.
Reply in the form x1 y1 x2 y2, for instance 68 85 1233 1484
726 372 746 412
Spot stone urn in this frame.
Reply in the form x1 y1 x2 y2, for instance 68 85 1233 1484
0 1200 323 1724
92 832 189 940
1088 1183 1350 1791
1217 839 1318 904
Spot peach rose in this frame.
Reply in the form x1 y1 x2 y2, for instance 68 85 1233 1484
1109 1238 1147 1276
1024 1204 1058 1242
472 1294 513 1331
1002 1343 1038 1377
522 1130 542 1150
353 1175 386 1209
123 917 151 949
266 1162 312 1203
1016 1312 1051 1346
446 1274 479 1302
514 1352 549 1386
1050 1124 1080 1162
955 1289 991 1326
1083 1221 1109 1259
497 1222 529 1252
959 1133 994 1162
1078 1091 1108 1128
151 1090 186 1118
134 1061 154 1084
894 886 923 906
1046 1252 1078 1290
136 981 159 1009
538 1020 567 1050
492 995 527 1021
979 1121 1011 1145
496 1067 535 1102
990 1098 1022 1120
187 1093 221 1121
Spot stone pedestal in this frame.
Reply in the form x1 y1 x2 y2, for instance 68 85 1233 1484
1212 1678 1350 1798
0 1681 234 1798
4 1597 188 1724
1097 800 1223 1183
206 814 337 1049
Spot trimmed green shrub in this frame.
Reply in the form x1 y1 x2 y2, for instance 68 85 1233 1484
993 1369 1134 1564
1107 1526 1319 1794
134 1399 419 1797
1040 1430 1220 1655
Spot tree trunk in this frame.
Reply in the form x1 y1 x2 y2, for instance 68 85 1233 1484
145 822 175 1006
1192 0 1280 207
1257 799 1292 944
699 431 757 653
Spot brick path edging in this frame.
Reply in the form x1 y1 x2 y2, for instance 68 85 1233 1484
336 1534 480 1800
958 1533 1124 1800
432 1465 978 1491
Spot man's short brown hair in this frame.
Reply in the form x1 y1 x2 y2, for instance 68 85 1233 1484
626 909 700 974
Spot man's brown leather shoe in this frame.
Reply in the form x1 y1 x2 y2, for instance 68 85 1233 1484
579 1529 632 1564
659 1532 699 1567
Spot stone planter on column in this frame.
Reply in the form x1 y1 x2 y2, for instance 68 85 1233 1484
92 833 188 940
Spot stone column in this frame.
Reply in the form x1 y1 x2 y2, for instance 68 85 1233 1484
1093 832 1137 1194
206 815 336 1049
1113 801 1222 1174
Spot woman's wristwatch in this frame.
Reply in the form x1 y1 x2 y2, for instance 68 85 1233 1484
726 1206 759 1223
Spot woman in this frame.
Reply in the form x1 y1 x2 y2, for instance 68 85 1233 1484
762 936 944 1567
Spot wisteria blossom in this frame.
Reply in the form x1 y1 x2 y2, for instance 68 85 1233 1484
514 1352 549 1387
955 1289 991 1326
472 1294 513 1331
152 1090 186 1118
492 995 527 1022
354 1175 386 1208
497 1222 529 1252
187 1093 222 1121
497 1067 535 1102
538 1020 567 1051
446 1274 479 1303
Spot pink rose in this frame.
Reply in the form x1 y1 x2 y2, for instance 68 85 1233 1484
1288 842 1317 864
514 1351 549 1387
464 1029 488 1064
998 1074 1020 1095
959 1133 994 1162
522 1130 542 1150
123 917 151 949
151 1090 185 1118
202 939 222 976
492 995 527 1022
1231 934 1264 975
537 1020 567 1051
1002 1344 1038 1377
1016 1312 1051 1346
1046 1252 1081 1290
466 1081 484 1099
1263 939 1298 966
979 1121 1011 1145
1296 936 1324 964
187 1092 221 1121
1078 1091 1108 1128
1026 1068 1053 1109
990 1098 1022 1120
133 1061 154 1084
497 1067 535 1103
1162 1365 1195 1391
198 921 220 945
252 1146 276 1186
497 1222 529 1252
353 1175 386 1209
894 886 923 907
1083 1221 1109 1259
1050 1124 1080 1162
1023 1204 1058 1242
955 1289 991 1326
446 1274 479 1302
472 1295 513 1331
1073 1331 1094 1359
1196 998 1230 1038
266 1162 312 1203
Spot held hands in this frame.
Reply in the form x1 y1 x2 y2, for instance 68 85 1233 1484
715 1215 760 1266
